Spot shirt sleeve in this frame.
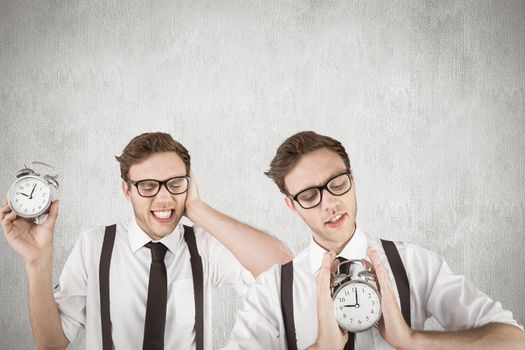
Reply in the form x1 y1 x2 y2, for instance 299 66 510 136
195 225 255 297
222 266 282 350
409 244 523 331
53 229 94 342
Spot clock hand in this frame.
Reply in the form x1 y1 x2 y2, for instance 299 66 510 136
29 184 36 199
354 289 359 307
18 191 29 197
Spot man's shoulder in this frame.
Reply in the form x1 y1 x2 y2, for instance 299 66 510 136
366 233 446 274
75 220 130 249
183 222 214 250
367 233 436 256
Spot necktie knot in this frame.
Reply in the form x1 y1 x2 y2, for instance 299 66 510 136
146 242 168 262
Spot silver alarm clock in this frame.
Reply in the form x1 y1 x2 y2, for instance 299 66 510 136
7 162 59 224
331 259 382 333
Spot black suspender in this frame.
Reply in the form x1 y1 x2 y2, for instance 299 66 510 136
183 225 204 350
280 261 298 350
100 224 117 350
380 239 411 327
280 239 411 350
99 224 204 350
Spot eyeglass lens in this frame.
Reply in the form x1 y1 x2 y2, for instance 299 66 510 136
136 177 188 197
296 173 351 208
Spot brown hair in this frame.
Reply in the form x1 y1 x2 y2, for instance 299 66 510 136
115 132 191 179
265 131 350 194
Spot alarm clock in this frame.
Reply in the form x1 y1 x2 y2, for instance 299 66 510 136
7 162 59 224
331 259 382 333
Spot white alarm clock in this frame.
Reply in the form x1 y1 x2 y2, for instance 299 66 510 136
7 162 59 224
331 259 382 332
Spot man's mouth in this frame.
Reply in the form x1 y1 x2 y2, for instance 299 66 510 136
151 209 174 222
325 213 346 228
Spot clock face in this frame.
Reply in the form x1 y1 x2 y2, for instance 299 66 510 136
333 281 382 332
8 175 52 218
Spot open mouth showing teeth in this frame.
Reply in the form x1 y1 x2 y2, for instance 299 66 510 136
152 210 172 219
328 214 344 224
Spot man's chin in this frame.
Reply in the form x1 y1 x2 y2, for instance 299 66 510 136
145 220 179 239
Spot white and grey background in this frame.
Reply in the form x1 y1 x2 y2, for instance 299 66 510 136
1 0 524 349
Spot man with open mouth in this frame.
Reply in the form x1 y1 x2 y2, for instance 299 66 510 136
1 132 293 350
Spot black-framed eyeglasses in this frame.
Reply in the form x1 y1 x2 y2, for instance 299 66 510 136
289 171 352 209
127 176 190 198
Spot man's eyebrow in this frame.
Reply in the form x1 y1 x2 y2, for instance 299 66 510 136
298 169 348 191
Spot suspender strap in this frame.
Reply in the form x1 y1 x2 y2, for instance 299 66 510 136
381 239 411 327
100 224 117 350
183 225 204 350
280 261 298 350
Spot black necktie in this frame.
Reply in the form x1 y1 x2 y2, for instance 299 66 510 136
143 242 168 350
344 332 355 350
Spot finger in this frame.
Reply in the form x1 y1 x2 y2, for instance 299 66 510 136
2 211 17 234
367 248 394 295
322 250 336 269
330 258 341 274
317 251 336 295
0 201 12 220
43 200 59 230
341 329 349 343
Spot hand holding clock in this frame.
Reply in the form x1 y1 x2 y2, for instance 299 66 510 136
0 197 60 267
367 248 414 349
308 251 349 350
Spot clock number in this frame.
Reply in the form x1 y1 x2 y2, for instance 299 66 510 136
368 293 372 298
371 309 374 314
342 314 346 319
366 316 369 321
358 320 361 325
339 297 345 303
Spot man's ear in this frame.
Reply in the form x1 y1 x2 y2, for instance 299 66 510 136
122 180 131 202
284 196 298 214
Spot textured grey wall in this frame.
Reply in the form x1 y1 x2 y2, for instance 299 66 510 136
1 0 524 349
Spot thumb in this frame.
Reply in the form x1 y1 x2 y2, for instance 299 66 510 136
43 200 60 230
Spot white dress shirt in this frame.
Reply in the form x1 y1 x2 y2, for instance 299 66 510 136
54 218 254 349
224 226 522 350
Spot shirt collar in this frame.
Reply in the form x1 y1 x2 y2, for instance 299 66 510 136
309 225 368 274
128 218 181 254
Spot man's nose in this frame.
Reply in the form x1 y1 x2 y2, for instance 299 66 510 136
321 189 338 212
154 184 172 201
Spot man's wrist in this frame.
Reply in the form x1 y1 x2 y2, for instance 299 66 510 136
25 255 53 283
